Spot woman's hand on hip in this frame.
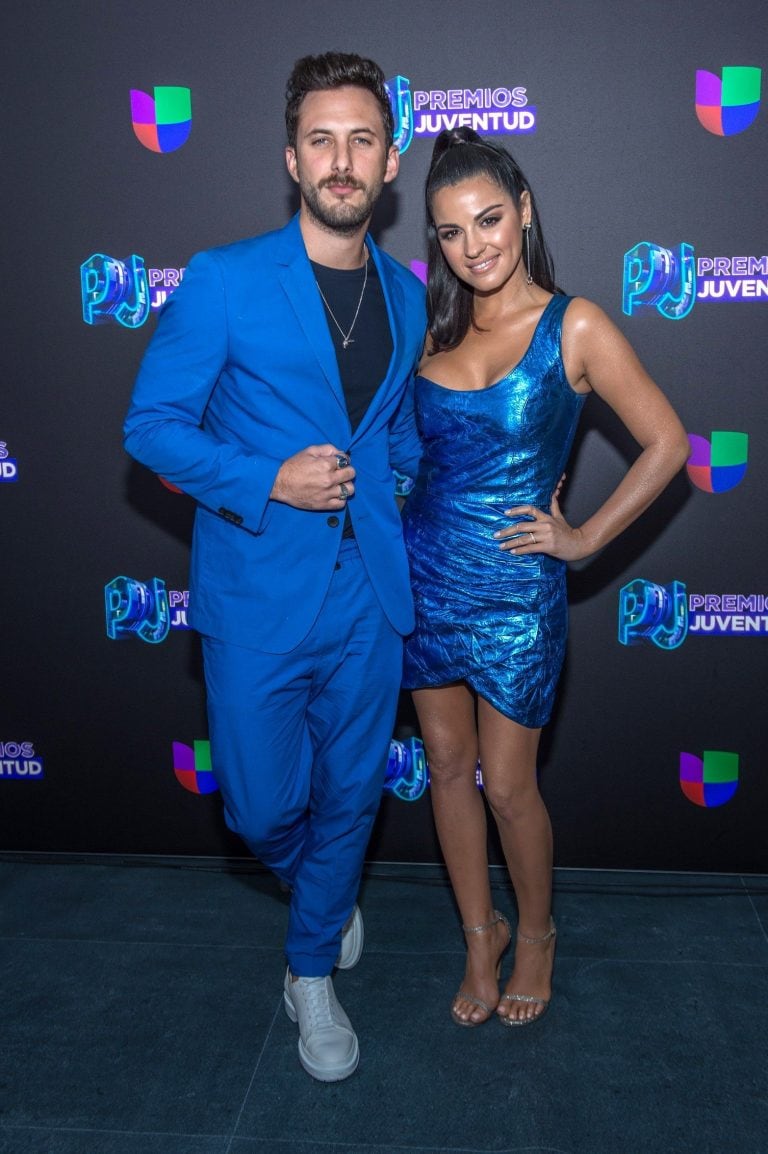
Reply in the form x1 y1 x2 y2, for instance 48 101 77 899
494 491 587 561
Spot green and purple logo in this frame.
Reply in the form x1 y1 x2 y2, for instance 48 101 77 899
172 740 218 795
686 431 748 493
130 86 192 153
679 751 739 808
695 67 761 136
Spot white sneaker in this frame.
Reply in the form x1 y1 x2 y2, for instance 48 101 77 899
336 904 364 970
283 970 359 1082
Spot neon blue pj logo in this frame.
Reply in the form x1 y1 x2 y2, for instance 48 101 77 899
81 253 151 328
384 736 428 800
385 75 414 154
623 242 696 320
618 579 688 650
105 576 170 644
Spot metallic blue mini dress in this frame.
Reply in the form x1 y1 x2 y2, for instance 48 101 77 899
402 295 585 728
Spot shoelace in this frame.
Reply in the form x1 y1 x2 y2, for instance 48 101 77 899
297 978 336 1030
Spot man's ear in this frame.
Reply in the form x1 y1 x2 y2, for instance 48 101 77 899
285 147 299 184
383 145 400 184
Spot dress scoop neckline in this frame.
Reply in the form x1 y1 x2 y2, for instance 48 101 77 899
417 295 558 394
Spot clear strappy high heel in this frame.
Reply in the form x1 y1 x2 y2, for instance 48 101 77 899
497 918 556 1027
451 909 512 1027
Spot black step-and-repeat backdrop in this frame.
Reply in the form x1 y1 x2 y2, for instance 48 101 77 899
3 1 766 871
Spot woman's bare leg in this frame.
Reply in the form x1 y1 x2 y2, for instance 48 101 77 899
412 683 510 1024
477 697 555 1023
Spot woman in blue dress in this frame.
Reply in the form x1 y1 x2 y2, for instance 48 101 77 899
402 129 689 1027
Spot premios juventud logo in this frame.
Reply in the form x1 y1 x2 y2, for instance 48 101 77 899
80 255 185 328
105 577 190 643
385 75 536 154
623 243 768 320
0 441 18 482
0 742 44 779
619 580 768 648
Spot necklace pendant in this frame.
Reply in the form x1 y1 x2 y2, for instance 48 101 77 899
315 250 367 351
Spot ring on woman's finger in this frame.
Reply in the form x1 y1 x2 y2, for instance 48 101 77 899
529 531 536 545
339 482 349 500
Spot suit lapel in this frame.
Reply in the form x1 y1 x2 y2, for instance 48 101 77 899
275 216 411 440
276 216 347 416
351 236 406 442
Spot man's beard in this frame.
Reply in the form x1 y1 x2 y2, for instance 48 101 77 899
299 172 384 236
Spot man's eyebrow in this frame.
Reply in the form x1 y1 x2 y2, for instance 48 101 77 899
303 125 378 136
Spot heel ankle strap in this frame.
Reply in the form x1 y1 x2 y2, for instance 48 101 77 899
517 917 556 945
462 909 508 935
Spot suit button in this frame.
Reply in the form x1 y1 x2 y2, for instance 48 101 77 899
218 507 243 525
327 516 340 528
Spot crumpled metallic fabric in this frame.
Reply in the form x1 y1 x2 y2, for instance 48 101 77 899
402 295 585 728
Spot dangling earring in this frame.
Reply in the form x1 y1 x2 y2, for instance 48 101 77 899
523 222 533 285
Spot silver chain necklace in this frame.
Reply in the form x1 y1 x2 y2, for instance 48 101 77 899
315 252 369 349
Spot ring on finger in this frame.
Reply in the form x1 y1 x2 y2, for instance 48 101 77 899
529 531 536 545
339 482 349 501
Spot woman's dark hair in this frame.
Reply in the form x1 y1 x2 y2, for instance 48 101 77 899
285 52 394 150
425 127 560 352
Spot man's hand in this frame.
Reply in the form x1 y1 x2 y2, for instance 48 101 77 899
270 444 355 510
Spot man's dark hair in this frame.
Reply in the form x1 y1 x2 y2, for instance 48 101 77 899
285 52 394 150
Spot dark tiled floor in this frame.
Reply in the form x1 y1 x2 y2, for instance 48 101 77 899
1 859 766 1154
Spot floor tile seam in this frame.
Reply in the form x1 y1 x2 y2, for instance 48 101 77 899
0 1122 230 1140
569 956 768 974
364 885 768 899
229 1138 571 1153
224 996 285 1154
2 938 765 967
0 935 282 952
3 858 767 885
227 1137 570 1153
743 881 768 942
336 947 768 966
552 887 768 897
368 866 768 884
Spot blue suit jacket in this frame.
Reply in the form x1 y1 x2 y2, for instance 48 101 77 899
124 214 426 652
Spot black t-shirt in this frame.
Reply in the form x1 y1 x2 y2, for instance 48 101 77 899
311 256 394 538
311 256 393 434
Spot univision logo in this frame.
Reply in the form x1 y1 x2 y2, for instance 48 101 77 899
173 741 218 794
130 86 192 152
679 751 739 807
686 432 748 493
695 67 761 136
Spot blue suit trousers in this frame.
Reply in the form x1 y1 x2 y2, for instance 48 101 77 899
202 538 402 976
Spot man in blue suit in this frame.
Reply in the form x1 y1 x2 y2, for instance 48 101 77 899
124 52 425 1081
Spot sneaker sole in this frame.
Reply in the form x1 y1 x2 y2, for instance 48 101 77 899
283 991 360 1082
